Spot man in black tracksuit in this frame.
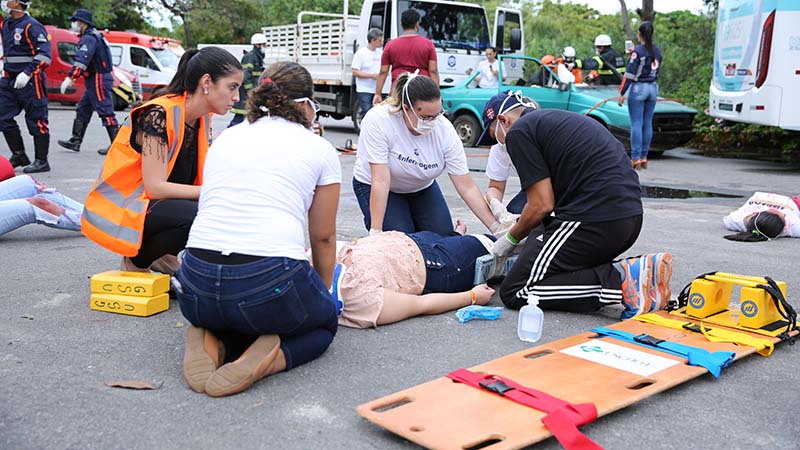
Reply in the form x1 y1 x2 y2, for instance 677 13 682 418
478 91 672 319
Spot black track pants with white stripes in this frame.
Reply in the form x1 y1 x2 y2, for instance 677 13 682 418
499 214 643 311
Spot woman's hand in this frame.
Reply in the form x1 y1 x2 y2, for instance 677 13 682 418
471 284 495 305
617 95 625 107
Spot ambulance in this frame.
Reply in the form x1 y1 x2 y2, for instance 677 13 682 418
102 31 184 100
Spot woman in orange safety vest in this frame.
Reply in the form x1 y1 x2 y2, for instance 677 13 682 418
81 47 243 273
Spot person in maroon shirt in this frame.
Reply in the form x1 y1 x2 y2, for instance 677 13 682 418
373 8 439 105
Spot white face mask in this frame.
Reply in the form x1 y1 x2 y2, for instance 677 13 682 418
401 73 439 136
70 21 81 32
495 120 508 148
260 47 266 56
1 1 12 13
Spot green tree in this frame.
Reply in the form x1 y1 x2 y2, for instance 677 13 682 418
32 0 152 31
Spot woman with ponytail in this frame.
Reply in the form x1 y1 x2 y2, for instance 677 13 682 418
81 47 242 274
354 71 502 236
174 61 341 397
618 21 662 170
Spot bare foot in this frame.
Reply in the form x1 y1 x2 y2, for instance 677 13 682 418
471 284 495 305
455 219 467 235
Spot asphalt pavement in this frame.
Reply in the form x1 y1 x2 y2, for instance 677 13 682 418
1 107 798 450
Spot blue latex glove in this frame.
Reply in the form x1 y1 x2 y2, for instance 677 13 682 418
455 305 503 323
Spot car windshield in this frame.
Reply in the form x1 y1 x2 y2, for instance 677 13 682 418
398 0 490 52
152 47 180 70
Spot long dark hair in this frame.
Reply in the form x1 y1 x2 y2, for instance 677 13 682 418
639 21 655 60
384 72 440 112
155 47 242 99
246 61 314 127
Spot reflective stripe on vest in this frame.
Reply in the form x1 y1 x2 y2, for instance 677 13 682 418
82 93 211 256
591 327 736 378
5 56 34 63
632 313 775 356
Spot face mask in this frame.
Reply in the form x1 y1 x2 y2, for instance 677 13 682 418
495 120 509 149
1 2 11 13
70 21 81 32
401 73 438 136
260 47 266 56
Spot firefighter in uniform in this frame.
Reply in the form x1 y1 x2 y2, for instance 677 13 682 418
228 32 267 127
57 9 119 155
0 0 51 173
576 34 626 86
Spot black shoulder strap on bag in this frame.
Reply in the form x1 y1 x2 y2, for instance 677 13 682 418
757 277 797 343
667 271 718 311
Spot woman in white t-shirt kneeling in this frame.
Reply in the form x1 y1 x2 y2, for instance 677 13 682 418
353 71 502 236
174 61 341 398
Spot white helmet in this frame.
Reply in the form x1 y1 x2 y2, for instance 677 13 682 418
251 33 267 45
594 34 612 47
561 46 576 62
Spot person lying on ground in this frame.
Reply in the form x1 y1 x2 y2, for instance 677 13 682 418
723 192 800 242
328 224 496 329
0 174 82 237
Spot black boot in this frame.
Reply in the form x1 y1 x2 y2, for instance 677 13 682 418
57 118 89 152
98 124 119 155
4 129 31 168
23 134 50 173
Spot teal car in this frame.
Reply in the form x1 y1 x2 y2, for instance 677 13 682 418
442 55 697 154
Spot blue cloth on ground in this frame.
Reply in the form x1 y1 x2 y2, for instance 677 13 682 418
456 305 503 323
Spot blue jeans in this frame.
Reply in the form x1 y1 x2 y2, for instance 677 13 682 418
627 82 658 161
352 178 454 235
356 92 373 120
0 175 83 237
174 251 338 370
506 190 527 214
408 231 493 293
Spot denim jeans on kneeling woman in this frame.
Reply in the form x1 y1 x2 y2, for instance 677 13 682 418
174 250 338 370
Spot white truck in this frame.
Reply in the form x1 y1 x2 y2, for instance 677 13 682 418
260 0 525 131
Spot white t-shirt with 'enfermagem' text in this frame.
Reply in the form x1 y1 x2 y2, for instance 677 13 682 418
187 117 341 260
353 104 469 194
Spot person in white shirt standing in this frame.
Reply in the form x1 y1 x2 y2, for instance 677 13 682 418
174 61 341 398
473 47 506 89
354 71 503 236
351 28 384 121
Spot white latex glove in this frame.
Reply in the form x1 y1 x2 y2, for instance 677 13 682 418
489 221 503 235
368 228 382 236
60 77 73 94
14 72 31 89
488 198 508 220
491 232 518 257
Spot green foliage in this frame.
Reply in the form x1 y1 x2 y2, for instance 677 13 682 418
31 0 153 31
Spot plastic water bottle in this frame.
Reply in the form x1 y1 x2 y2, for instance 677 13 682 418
517 297 544 343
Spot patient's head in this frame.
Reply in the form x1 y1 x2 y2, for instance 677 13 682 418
746 210 784 239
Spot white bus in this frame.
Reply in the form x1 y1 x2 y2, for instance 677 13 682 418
709 0 800 130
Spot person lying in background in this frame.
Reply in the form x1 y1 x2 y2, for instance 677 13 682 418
0 174 83 237
723 192 800 242
329 226 496 328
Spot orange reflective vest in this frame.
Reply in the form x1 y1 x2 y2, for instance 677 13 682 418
82 93 211 256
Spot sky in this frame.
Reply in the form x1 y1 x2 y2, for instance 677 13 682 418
562 0 709 15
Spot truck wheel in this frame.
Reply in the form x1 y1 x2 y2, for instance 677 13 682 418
113 92 129 111
453 113 480 147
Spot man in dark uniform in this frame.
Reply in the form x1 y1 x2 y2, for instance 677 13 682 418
575 34 626 86
0 0 51 173
57 9 119 155
228 32 266 128
478 91 672 320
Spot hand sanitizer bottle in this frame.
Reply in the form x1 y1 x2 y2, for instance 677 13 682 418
517 296 544 343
